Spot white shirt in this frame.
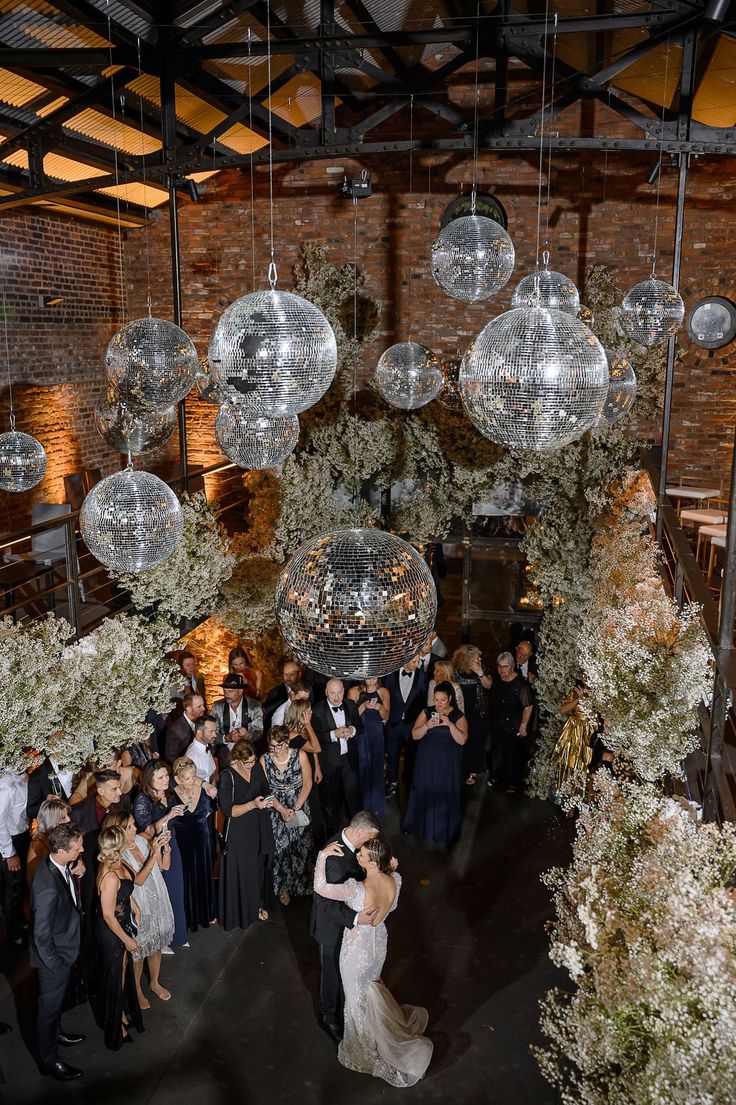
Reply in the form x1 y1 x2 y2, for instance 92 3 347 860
328 703 354 755
519 659 529 678
185 739 216 782
49 757 74 798
50 855 77 906
398 667 415 703
0 772 29 858
271 699 290 728
225 698 244 730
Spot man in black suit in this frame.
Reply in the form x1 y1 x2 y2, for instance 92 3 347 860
29 823 86 1081
383 655 427 798
311 678 362 837
165 692 205 764
26 756 74 822
310 810 380 1041
514 638 538 684
263 657 303 734
71 769 129 931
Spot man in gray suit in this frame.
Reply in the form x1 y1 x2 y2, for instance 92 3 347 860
211 674 264 756
29 823 86 1081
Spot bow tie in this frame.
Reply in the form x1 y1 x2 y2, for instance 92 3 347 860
330 703 343 712
401 670 413 678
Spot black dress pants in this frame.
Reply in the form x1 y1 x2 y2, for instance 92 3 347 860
322 757 360 837
36 962 72 1070
1 830 29 941
318 939 342 1023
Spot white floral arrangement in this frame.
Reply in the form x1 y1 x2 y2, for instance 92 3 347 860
116 491 235 622
0 615 73 771
536 775 736 1105
58 613 177 769
216 549 282 639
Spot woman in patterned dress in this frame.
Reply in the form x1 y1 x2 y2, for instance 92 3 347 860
260 725 315 906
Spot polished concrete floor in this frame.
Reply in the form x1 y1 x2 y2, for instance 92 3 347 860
0 787 572 1105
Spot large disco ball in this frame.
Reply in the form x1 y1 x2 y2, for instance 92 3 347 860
94 390 177 455
0 430 47 492
275 528 437 679
208 289 337 417
431 214 515 302
512 269 580 314
80 468 183 573
619 278 685 346
105 317 199 412
215 401 299 469
596 349 638 429
374 342 443 410
459 306 609 450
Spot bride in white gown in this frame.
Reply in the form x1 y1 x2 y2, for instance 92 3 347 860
313 837 433 1088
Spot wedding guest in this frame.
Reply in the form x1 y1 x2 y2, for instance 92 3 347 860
171 757 217 931
383 656 427 799
132 763 187 949
428 660 465 714
0 768 30 943
514 639 538 684
29 823 86 1081
26 796 71 886
228 645 263 700
211 674 264 751
106 812 174 1011
312 679 362 836
26 750 74 822
488 651 534 795
218 739 275 929
419 629 448 675
261 725 314 905
71 768 129 922
95 825 143 1049
403 682 468 845
285 700 326 849
348 677 389 816
452 645 492 786
270 680 312 730
263 658 303 734
178 651 206 703
165 693 205 764
185 715 218 783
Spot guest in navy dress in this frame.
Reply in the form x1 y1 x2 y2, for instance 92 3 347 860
348 677 389 817
171 757 217 930
402 682 468 845
132 762 188 948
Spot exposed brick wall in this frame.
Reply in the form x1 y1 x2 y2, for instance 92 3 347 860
179 618 240 707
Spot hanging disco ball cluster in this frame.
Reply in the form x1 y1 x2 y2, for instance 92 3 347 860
0 428 47 493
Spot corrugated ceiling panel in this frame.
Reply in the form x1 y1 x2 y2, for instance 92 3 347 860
96 181 169 207
264 72 328 126
64 107 161 154
36 95 69 117
612 38 682 109
692 34 736 128
0 66 49 108
3 148 108 181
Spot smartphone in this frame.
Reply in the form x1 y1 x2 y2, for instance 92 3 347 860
431 711 440 721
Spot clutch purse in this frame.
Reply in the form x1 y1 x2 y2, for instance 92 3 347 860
288 808 310 831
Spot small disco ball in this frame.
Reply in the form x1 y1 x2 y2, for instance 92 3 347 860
619 278 685 346
208 289 337 417
374 342 443 410
195 357 233 405
105 317 199 412
80 468 183 573
94 390 177 455
577 303 595 327
512 269 580 314
460 306 609 451
596 349 638 429
215 400 299 469
275 527 437 679
0 430 47 492
431 214 515 302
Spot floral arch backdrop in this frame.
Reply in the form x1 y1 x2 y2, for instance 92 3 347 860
1 248 730 1104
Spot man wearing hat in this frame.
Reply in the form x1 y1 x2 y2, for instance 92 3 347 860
211 674 264 761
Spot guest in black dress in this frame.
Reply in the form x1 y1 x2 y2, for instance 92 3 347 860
132 763 188 948
452 645 493 786
95 825 144 1050
218 739 275 929
171 756 217 931
402 682 469 845
489 651 534 794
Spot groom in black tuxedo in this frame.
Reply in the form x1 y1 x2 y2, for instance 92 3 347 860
310 810 380 1042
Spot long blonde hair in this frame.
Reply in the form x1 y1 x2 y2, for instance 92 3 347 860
285 699 310 731
432 660 456 685
452 645 481 674
97 824 127 866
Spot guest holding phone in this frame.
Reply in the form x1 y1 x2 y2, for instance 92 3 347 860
452 645 492 786
402 682 468 845
132 763 187 950
171 757 217 931
95 825 143 1050
218 739 275 929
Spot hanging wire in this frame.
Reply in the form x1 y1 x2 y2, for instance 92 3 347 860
247 27 257 292
470 0 481 212
543 11 558 256
2 291 15 429
650 39 672 278
534 0 551 269
107 7 125 319
407 94 415 339
265 0 277 289
136 37 153 316
601 87 612 206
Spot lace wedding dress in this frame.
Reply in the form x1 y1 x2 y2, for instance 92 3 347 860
314 853 433 1088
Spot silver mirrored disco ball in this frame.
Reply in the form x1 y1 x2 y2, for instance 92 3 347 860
374 342 443 410
276 528 437 679
208 289 338 417
512 269 581 314
459 307 609 451
195 357 234 405
597 349 638 429
577 303 595 327
94 390 177 455
619 278 685 346
0 430 47 492
215 400 299 469
80 468 183 573
105 317 199 412
431 214 515 302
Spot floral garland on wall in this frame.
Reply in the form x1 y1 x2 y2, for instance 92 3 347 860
0 615 72 771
